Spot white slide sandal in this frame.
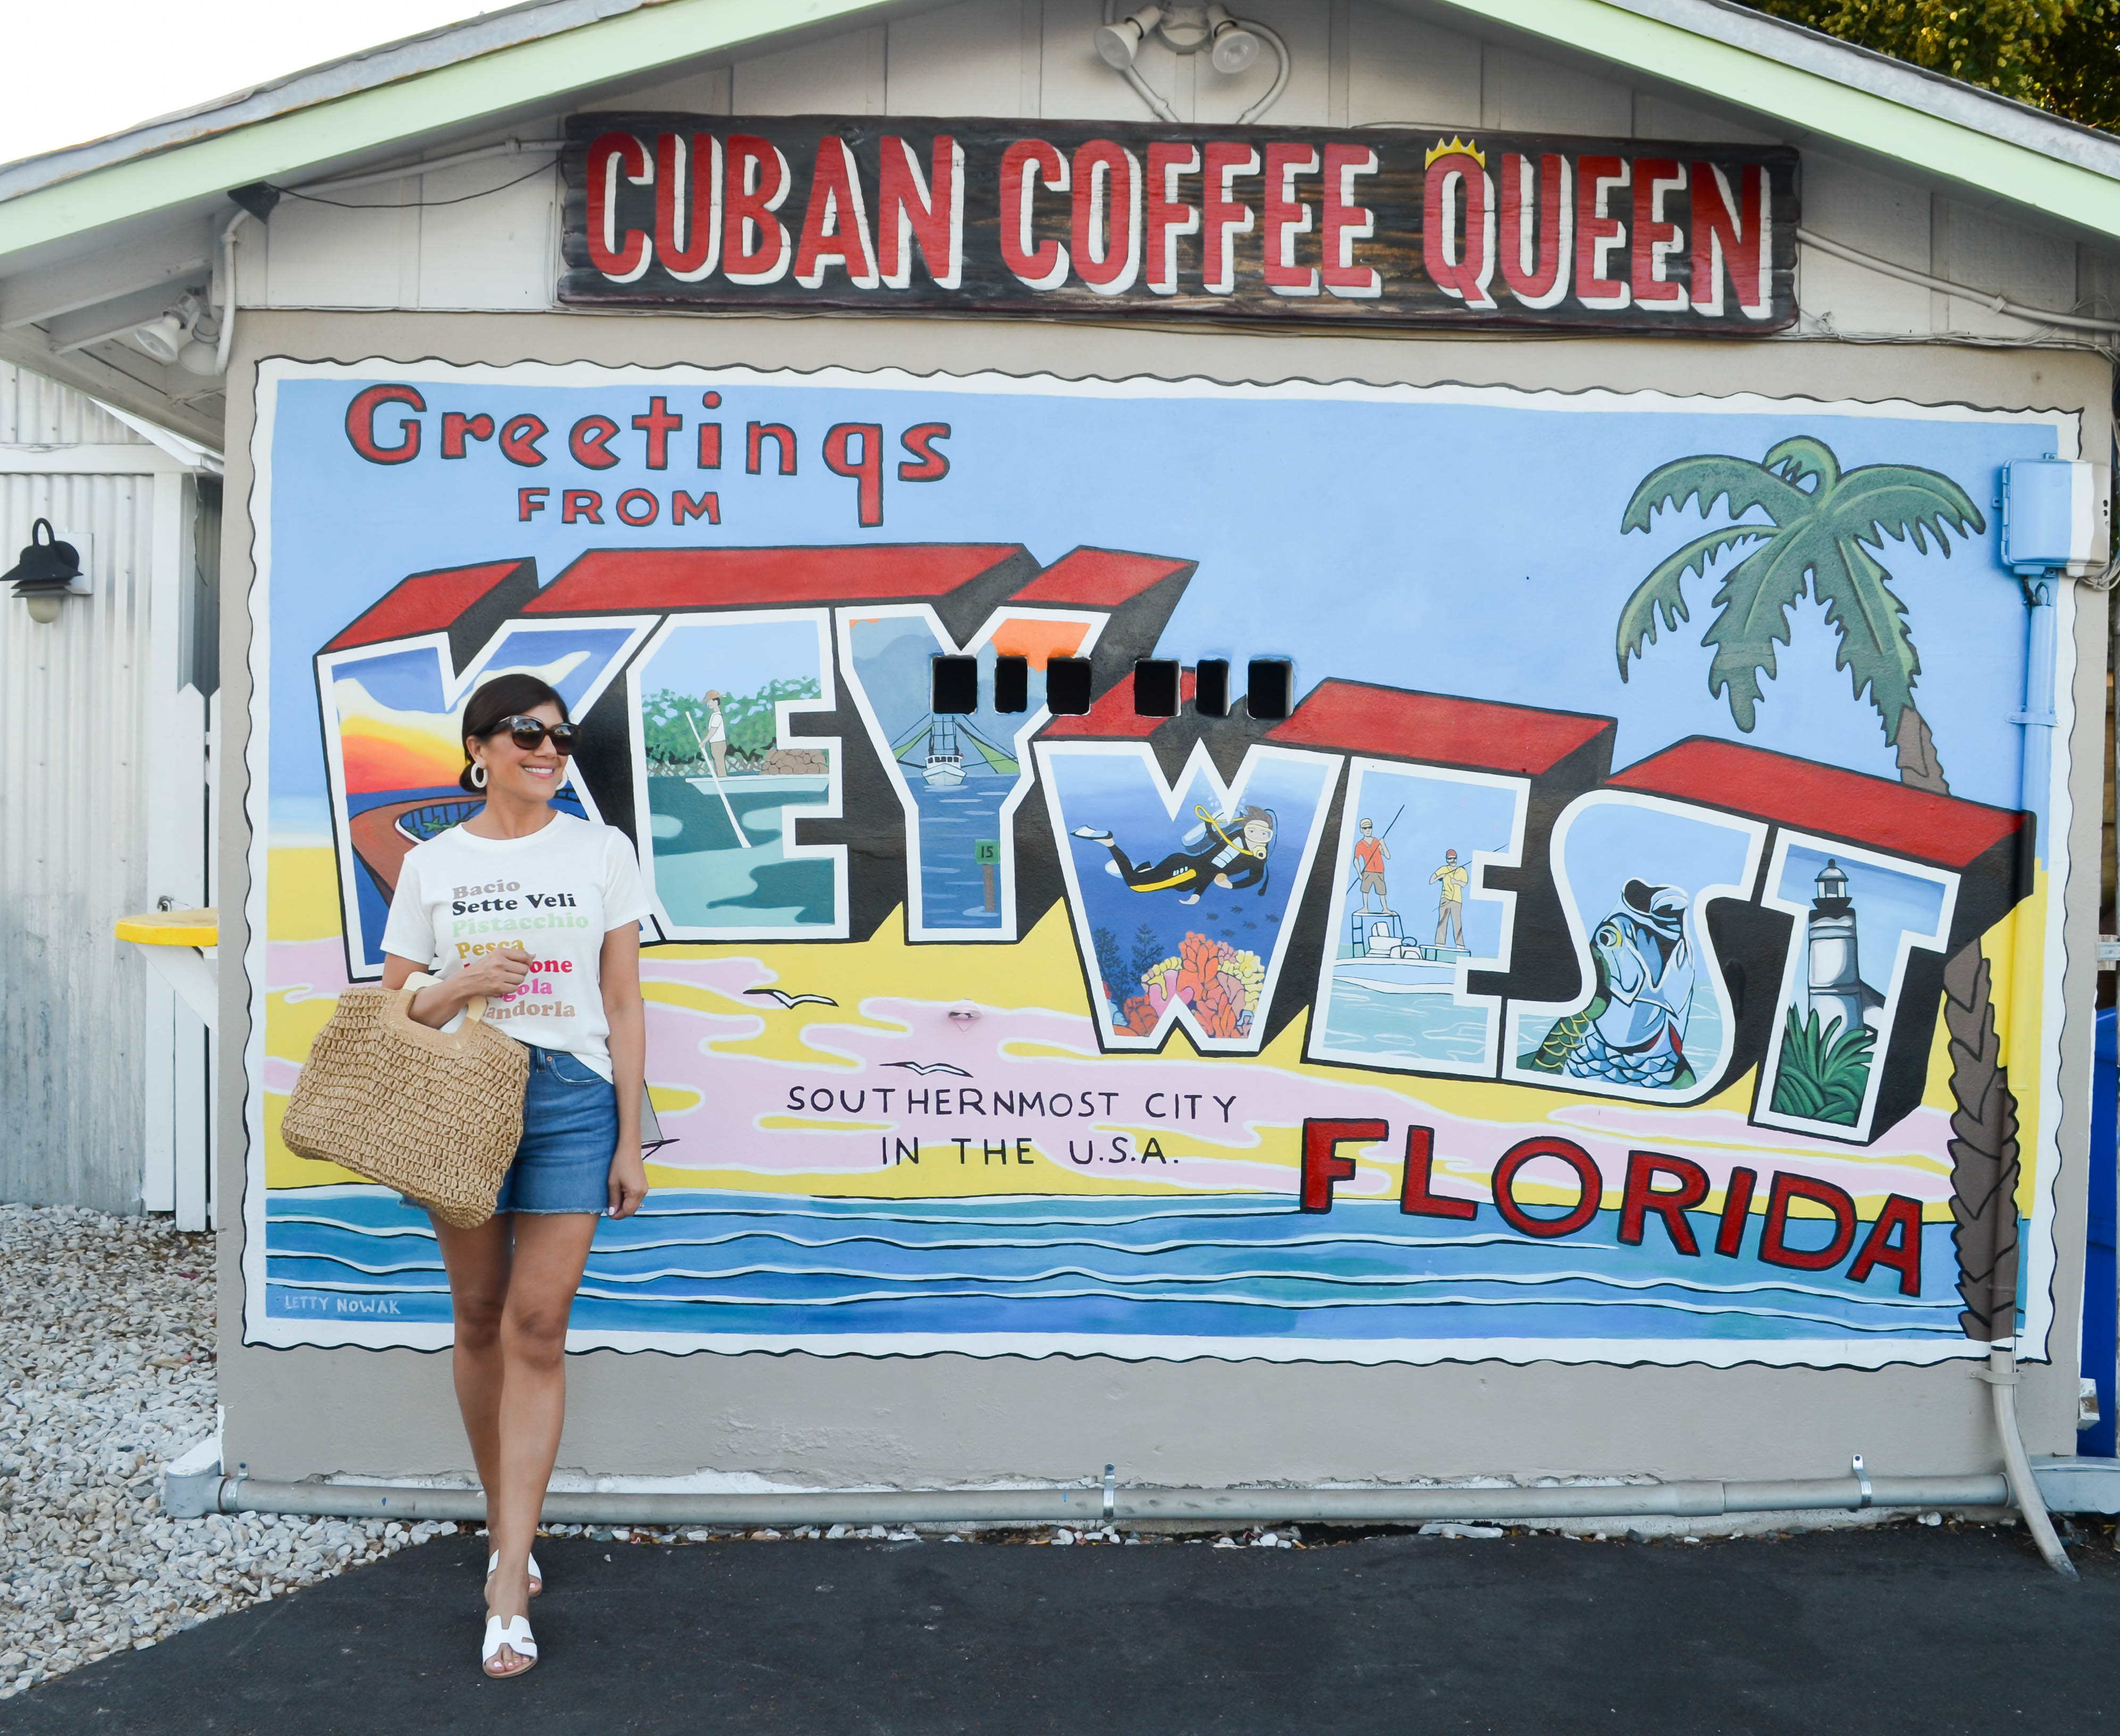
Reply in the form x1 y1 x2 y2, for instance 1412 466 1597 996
481 1614 538 1678
488 1550 544 1596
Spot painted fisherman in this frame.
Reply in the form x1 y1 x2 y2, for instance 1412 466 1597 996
701 688 728 780
1431 848 1468 948
1353 817 1392 915
1074 805 1276 904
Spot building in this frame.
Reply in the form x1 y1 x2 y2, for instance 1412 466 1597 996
0 0 2109 1532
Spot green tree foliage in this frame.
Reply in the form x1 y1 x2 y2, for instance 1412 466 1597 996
640 678 822 771
1743 0 2120 130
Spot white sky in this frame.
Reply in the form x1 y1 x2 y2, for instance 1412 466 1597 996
0 1 499 168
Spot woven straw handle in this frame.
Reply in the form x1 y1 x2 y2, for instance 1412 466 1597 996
405 969 490 1026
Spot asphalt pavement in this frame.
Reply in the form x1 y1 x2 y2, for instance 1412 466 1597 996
2 1520 2114 1735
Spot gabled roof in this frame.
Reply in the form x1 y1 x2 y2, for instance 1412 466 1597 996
1 0 2116 448
5 0 2118 260
0 0 894 261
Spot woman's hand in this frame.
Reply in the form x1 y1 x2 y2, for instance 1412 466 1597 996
458 945 534 1003
392 945 532 1029
606 1133 648 1220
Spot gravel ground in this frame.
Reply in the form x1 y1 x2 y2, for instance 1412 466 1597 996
0 1205 457 1702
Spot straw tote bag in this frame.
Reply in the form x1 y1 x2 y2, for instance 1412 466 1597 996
281 973 529 1228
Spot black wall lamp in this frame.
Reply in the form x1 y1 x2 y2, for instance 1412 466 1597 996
5 519 90 624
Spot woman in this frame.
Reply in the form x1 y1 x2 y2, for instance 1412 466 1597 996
378 672 652 1679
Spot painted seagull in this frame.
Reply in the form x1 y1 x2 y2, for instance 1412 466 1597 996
745 989 839 1009
883 1061 973 1078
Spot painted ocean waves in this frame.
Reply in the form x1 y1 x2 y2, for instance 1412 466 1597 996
264 1188 1965 1350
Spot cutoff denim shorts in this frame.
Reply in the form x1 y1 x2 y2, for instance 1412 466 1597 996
493 1046 619 1215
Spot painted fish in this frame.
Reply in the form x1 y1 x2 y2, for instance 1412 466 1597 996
1521 879 1697 1090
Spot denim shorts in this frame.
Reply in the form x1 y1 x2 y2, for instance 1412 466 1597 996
493 1046 618 1215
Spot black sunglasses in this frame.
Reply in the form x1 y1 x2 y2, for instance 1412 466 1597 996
494 715 579 754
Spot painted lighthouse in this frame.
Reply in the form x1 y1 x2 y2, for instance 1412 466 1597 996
1806 858 1884 1034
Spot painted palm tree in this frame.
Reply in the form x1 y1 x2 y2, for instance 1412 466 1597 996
1615 435 1985 794
1617 435 2019 1345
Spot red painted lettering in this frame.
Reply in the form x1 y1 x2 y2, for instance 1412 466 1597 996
1320 143 1380 299
561 489 603 524
1691 162 1770 318
1499 152 1571 309
1630 158 1688 308
585 131 653 281
1144 143 1200 297
1714 1166 1757 1257
1617 1150 1708 1256
671 490 720 526
1200 141 1259 296
746 422 796 476
1399 1125 1476 1221
1261 143 1319 296
1757 1171 1857 1272
1070 139 1141 296
569 415 621 470
439 411 493 458
632 396 681 469
823 423 885 527
1424 147 1496 310
999 139 1069 290
723 135 793 286
1301 1119 1385 1213
1574 156 1631 310
879 136 963 289
1492 1137 1602 1239
654 132 720 281
499 414 547 466
898 422 951 482
793 137 879 289
344 385 424 464
1848 1194 1925 1297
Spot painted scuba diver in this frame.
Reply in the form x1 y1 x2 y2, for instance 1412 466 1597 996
1520 879 1698 1089
1074 805 1276 905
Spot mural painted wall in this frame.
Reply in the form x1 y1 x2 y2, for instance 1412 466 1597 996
243 358 2080 1367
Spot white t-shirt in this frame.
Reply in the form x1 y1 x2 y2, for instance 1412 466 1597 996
379 813 653 1080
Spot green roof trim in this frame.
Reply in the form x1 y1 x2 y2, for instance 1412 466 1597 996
1437 0 2120 239
0 0 896 260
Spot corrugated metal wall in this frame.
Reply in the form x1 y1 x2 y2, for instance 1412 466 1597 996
0 364 157 1210
0 362 139 443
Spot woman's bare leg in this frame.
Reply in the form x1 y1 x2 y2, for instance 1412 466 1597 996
483 1211 601 1671
429 1217 512 1497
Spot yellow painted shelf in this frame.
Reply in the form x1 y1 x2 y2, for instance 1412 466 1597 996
114 908 219 948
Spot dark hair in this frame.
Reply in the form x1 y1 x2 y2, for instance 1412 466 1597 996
460 674 569 794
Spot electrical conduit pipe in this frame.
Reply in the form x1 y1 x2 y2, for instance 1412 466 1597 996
1997 570 2080 1578
196 1471 2008 1528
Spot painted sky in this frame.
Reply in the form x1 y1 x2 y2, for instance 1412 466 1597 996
263 368 2066 832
